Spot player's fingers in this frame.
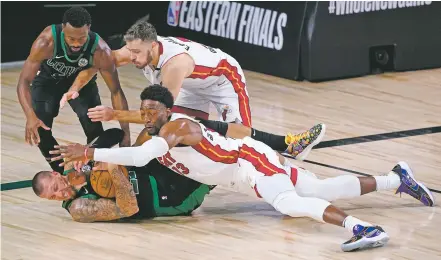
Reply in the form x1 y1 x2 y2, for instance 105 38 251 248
92 162 106 171
31 129 40 144
25 130 32 145
88 113 104 121
51 155 64 162
71 92 79 99
59 95 67 108
88 105 104 112
40 121 51 130
87 111 99 118
92 165 106 171
74 161 84 172
49 149 61 155
87 111 103 116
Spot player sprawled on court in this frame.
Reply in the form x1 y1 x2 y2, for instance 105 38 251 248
17 7 131 175
31 115 324 221
53 85 435 252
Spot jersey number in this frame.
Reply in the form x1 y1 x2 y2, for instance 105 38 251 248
157 152 190 175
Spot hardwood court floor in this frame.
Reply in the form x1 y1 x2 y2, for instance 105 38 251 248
2 65 441 259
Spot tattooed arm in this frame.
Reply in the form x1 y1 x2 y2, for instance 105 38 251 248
68 164 139 222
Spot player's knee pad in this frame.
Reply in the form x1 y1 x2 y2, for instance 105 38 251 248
293 168 324 198
316 175 361 201
273 191 330 222
296 171 361 201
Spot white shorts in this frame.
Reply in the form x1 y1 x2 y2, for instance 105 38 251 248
231 137 297 197
173 56 252 126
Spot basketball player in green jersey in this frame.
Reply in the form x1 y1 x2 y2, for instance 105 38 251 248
31 128 213 221
17 7 131 175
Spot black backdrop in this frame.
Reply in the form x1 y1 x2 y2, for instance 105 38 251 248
1 1 306 80
2 1 441 81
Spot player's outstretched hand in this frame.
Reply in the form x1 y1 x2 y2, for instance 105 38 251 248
92 161 108 171
50 143 86 167
87 105 114 122
25 116 51 146
59 90 79 109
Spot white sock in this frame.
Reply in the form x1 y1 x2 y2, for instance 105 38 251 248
343 216 372 233
374 171 401 191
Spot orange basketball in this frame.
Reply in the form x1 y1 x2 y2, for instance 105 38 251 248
90 166 129 198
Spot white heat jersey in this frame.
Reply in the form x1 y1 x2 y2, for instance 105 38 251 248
156 113 242 186
143 36 252 127
143 36 234 90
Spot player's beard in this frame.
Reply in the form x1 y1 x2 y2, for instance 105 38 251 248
145 123 160 136
136 50 154 69
68 45 83 54
61 185 77 200
145 118 166 136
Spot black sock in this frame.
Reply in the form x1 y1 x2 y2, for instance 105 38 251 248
251 128 287 151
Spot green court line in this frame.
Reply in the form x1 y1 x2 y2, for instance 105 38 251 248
1 180 32 191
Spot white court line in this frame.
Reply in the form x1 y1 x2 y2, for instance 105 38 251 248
1 61 25 69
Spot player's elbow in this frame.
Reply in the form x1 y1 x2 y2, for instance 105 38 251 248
123 205 139 217
17 77 30 91
69 208 95 223
71 214 94 223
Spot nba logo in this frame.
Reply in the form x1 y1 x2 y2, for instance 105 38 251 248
167 1 182 27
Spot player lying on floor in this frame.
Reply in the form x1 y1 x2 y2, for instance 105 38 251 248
51 85 435 252
32 128 214 221
32 116 324 222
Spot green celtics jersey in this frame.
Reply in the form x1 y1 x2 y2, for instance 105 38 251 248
37 24 100 84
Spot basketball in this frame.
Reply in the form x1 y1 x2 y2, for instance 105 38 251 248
90 165 129 198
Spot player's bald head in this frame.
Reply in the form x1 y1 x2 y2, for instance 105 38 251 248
32 171 52 197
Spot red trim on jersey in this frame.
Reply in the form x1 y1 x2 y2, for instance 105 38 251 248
189 59 252 127
192 137 239 164
175 37 191 42
239 144 286 176
171 105 209 120
290 167 298 186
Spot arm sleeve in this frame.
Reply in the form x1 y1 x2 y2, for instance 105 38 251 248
94 136 169 167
